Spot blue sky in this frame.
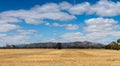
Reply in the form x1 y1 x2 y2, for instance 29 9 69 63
0 0 120 46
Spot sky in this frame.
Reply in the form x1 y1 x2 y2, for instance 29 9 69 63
0 0 120 46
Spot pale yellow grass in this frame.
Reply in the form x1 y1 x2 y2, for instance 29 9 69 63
0 49 120 66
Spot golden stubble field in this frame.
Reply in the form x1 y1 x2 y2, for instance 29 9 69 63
0 49 120 66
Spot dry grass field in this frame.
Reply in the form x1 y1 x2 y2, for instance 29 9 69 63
0 49 120 66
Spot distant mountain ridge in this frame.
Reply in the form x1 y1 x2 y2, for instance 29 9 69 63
15 41 104 48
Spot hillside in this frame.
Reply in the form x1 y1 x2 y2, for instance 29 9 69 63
14 41 104 48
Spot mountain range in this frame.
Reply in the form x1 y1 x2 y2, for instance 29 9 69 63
16 41 104 48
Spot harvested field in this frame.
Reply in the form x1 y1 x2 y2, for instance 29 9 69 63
0 49 120 66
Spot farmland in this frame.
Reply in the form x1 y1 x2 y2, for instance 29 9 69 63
0 49 120 66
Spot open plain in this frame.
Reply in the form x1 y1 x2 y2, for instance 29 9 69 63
0 49 120 66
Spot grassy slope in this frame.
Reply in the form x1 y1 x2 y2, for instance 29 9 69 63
0 49 120 66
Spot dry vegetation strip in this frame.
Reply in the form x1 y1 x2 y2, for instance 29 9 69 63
0 49 120 66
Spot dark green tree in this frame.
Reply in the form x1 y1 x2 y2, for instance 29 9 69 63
110 42 119 50
105 41 119 50
56 42 62 49
117 38 120 43
117 38 120 44
117 38 120 48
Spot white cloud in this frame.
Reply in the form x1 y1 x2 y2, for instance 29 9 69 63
0 0 119 28
60 32 85 41
17 29 37 35
0 0 120 26
53 23 61 27
109 31 120 36
38 12 76 21
52 23 79 30
69 2 90 15
0 2 77 33
59 31 114 44
65 24 79 30
0 3 76 25
66 0 120 16
44 22 51 26
84 18 120 43
0 34 7 37
88 0 120 16
0 23 20 32
60 17 120 44
0 29 41 45
59 32 101 42
43 38 60 42
84 18 119 32
0 17 21 24
52 22 65 27
0 34 28 45
84 18 120 40
32 3 60 13
59 1 72 10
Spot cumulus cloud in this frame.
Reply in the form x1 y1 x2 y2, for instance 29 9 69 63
88 0 120 16
0 0 120 27
62 0 120 17
44 22 79 30
44 22 51 26
59 31 117 44
51 23 79 30
70 0 120 16
0 0 119 30
17 29 37 35
60 18 120 44
59 32 103 42
0 23 20 32
0 17 21 24
84 18 119 32
0 2 78 33
84 18 120 43
60 32 85 41
65 24 79 30
0 3 76 25
59 1 72 10
52 22 65 27
0 34 28 45
69 2 90 15
0 29 40 45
